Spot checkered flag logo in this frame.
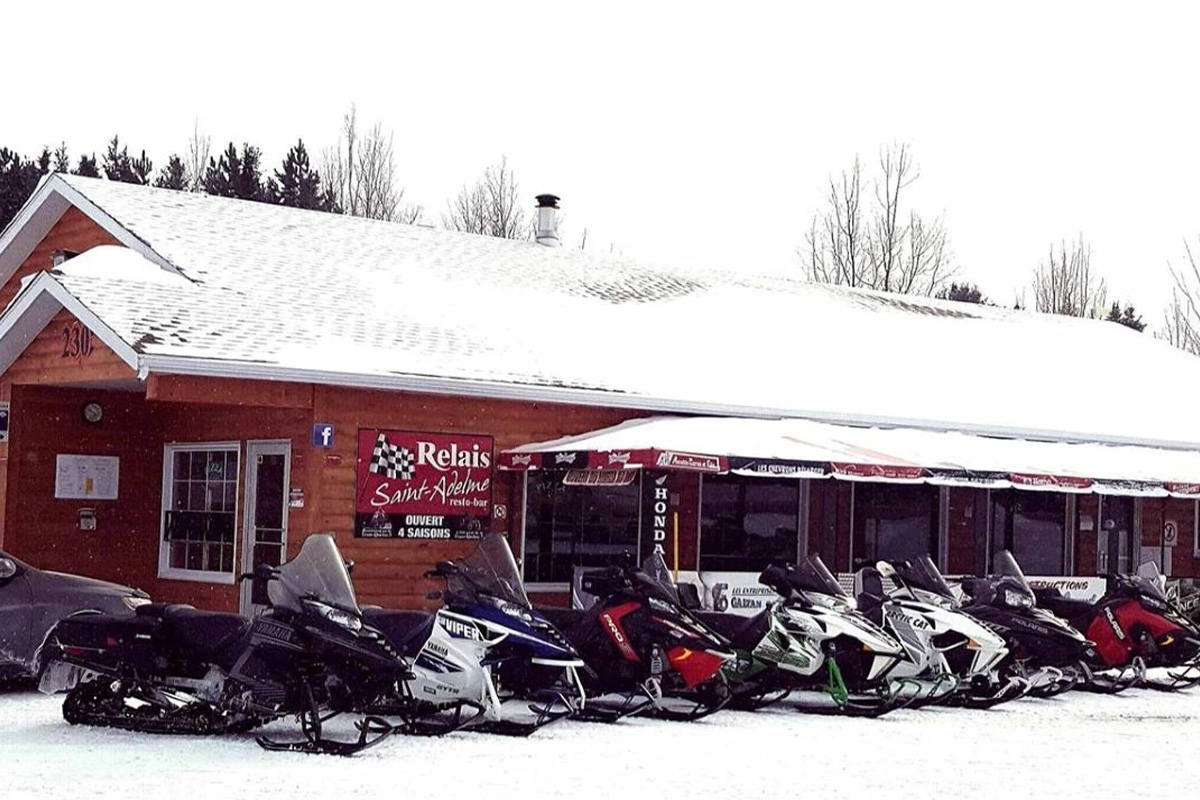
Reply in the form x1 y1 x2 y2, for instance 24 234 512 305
368 433 416 480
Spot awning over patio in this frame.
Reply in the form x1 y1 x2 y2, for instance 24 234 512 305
496 416 1200 498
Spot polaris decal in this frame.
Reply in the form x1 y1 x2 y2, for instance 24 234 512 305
1103 607 1126 641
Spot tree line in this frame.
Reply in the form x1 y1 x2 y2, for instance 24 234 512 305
796 143 1193 339
0 106 539 245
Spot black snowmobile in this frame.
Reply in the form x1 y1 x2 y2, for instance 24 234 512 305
959 550 1096 698
38 534 407 755
538 553 735 722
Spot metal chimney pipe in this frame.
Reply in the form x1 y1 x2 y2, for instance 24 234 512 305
535 194 560 247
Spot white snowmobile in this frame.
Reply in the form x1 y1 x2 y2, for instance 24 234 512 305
698 555 917 716
857 557 1027 708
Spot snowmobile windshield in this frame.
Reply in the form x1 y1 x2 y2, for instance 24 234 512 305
447 533 530 608
993 550 1033 594
895 555 955 600
637 551 682 605
269 534 359 614
790 555 847 598
1132 561 1168 603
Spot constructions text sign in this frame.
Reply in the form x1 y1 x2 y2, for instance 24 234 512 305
354 429 493 539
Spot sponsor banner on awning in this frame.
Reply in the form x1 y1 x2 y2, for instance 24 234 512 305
354 429 493 539
830 462 926 483
1091 479 1170 498
652 450 725 473
1009 473 1093 493
562 469 637 486
728 458 828 479
1165 482 1200 498
923 469 1012 489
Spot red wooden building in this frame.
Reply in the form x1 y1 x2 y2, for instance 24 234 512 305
1 175 1199 614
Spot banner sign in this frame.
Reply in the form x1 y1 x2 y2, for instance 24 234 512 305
354 429 493 539
639 471 678 563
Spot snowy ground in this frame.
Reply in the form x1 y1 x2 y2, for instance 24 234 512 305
7 682 1198 800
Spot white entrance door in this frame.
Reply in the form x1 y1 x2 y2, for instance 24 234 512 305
240 441 291 615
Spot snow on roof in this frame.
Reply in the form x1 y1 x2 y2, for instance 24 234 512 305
502 415 1200 493
12 174 1200 448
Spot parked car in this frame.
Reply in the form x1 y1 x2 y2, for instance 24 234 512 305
0 549 150 681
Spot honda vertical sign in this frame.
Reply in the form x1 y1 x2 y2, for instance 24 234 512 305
640 471 677 564
354 429 494 539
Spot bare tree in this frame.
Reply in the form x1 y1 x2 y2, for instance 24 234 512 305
1162 239 1200 355
802 144 952 295
186 121 211 193
323 105 421 223
1031 236 1107 317
442 156 526 239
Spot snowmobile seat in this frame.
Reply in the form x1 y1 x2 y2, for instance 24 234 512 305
361 609 435 657
1033 590 1094 622
677 583 702 610
135 602 182 618
159 606 250 660
536 608 592 639
853 569 888 627
694 610 771 649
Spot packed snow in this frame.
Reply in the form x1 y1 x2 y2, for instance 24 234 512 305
6 681 1198 800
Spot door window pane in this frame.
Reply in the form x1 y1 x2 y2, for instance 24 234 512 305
853 483 938 565
993 491 1065 575
523 472 640 583
699 476 798 572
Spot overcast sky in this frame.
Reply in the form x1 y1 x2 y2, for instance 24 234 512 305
5 2 1198 325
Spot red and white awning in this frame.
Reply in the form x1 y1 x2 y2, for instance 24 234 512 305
497 416 1200 498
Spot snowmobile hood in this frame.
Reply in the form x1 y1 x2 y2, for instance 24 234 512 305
894 598 1007 650
789 605 905 657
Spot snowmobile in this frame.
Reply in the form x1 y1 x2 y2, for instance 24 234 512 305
410 533 587 735
37 534 408 755
860 557 1025 708
696 555 914 717
538 552 735 722
959 550 1096 697
1034 561 1200 691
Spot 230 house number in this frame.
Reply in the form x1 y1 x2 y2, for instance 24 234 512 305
61 322 94 359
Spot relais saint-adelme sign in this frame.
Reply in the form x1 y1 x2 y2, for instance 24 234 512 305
354 429 494 540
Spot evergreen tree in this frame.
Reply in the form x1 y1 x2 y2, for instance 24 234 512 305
935 282 989 304
75 154 100 177
154 155 188 190
269 140 335 211
203 142 265 201
36 146 51 175
102 135 153 185
1105 301 1146 332
0 148 43 232
53 142 70 173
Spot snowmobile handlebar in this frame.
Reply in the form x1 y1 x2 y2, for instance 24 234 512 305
424 561 459 580
238 563 281 584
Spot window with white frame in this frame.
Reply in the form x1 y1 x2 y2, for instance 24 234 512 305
159 443 240 582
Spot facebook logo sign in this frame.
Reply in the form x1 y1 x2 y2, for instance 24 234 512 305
312 424 335 448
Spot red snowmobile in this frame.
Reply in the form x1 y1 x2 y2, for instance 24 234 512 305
1034 562 1200 691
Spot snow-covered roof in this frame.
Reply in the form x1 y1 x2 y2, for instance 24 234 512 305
499 415 1200 497
3 174 1200 449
